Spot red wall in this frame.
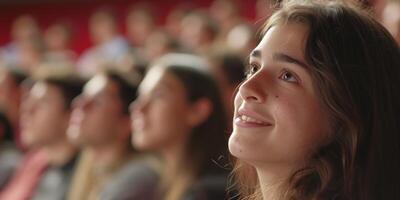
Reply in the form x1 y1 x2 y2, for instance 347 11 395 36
0 0 257 54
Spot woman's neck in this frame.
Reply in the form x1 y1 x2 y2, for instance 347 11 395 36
255 164 295 200
89 143 130 169
161 142 194 200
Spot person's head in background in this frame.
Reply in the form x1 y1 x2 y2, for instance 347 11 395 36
179 10 219 54
89 8 119 45
43 21 77 63
165 3 193 39
0 66 27 132
382 0 400 46
19 37 46 73
20 63 83 164
44 22 73 52
126 3 155 48
67 69 138 162
11 15 41 44
6 15 45 73
229 1 400 199
143 29 181 62
206 52 245 127
131 53 228 200
0 15 42 69
209 0 243 38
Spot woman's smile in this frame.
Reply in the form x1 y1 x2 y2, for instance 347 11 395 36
234 108 273 128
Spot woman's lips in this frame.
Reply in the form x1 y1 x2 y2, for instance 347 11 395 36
234 109 273 128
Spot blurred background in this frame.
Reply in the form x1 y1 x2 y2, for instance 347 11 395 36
0 0 259 55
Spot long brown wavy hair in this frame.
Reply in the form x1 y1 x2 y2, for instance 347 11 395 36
231 1 400 199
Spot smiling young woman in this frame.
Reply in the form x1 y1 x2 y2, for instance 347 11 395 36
228 1 400 200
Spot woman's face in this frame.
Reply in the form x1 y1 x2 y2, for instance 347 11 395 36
20 82 69 148
229 23 331 170
131 67 193 152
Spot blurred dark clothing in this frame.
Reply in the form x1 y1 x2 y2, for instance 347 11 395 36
182 169 231 200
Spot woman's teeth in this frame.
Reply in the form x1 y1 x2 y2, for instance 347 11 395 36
240 115 265 124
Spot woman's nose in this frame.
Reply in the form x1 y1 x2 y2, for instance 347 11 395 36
238 72 269 103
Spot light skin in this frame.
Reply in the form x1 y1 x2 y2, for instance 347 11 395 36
131 66 210 169
20 81 76 165
228 23 331 199
89 13 118 44
67 75 131 166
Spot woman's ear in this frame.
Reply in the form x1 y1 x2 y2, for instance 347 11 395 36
187 98 213 127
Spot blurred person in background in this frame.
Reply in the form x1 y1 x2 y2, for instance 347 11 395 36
206 52 246 130
143 29 182 61
179 10 219 54
165 4 193 40
67 69 158 200
43 21 77 63
0 15 42 68
125 3 156 48
18 35 46 74
209 0 245 46
76 8 129 77
0 64 84 200
131 53 230 200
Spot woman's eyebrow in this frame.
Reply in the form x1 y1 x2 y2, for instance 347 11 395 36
273 52 309 69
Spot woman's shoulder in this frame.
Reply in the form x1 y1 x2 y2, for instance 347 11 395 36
99 155 161 200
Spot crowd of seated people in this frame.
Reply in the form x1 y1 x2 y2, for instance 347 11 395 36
0 0 399 199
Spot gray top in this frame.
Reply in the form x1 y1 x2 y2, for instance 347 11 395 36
0 142 21 189
31 156 77 200
99 158 160 200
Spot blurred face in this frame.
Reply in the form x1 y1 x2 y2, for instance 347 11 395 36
89 14 116 44
126 11 154 46
180 16 207 50
20 82 69 148
44 25 70 50
144 31 170 61
68 75 125 147
228 23 331 170
130 67 193 151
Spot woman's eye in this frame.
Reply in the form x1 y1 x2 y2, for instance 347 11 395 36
245 64 260 79
279 70 299 83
